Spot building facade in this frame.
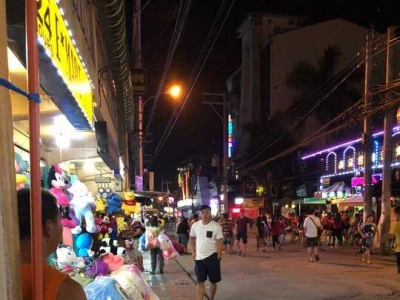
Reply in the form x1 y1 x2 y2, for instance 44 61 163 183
228 15 372 158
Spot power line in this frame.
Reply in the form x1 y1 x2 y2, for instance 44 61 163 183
148 0 236 166
236 54 363 168
143 0 192 141
236 31 400 166
249 92 400 170
236 33 400 169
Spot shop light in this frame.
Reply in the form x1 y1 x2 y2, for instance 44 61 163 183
291 204 295 209
84 161 96 173
54 115 73 148
396 146 400 157
56 133 70 148
343 146 356 169
326 152 337 174
7 48 25 73
235 197 244 205
302 127 399 160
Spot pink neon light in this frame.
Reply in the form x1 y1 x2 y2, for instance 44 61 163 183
301 127 400 160
351 176 379 187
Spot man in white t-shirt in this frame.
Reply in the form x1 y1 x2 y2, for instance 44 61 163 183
303 208 322 262
190 204 223 300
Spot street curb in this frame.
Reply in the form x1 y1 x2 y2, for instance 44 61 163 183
175 258 210 300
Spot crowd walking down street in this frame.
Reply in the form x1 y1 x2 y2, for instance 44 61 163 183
141 214 399 300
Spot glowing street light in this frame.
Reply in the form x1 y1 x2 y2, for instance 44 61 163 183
168 85 182 99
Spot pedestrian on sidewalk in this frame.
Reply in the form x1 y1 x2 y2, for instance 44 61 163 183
219 212 234 254
256 214 267 252
235 209 250 256
190 204 223 300
271 215 285 251
148 216 165 274
358 213 376 264
392 206 400 273
176 216 190 254
303 208 322 262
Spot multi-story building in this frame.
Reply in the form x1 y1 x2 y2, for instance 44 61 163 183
227 15 373 159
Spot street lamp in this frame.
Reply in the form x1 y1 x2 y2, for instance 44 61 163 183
142 85 182 111
138 85 182 183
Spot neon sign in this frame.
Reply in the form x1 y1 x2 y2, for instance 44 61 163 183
228 114 233 157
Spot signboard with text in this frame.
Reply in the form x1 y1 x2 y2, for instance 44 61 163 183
131 68 147 94
37 0 93 125
243 198 264 208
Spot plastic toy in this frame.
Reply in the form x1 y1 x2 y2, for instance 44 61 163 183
75 233 94 257
48 164 78 228
84 276 130 300
111 264 160 300
69 180 99 234
158 233 179 261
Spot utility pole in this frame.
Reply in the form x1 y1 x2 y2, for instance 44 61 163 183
163 180 172 193
222 92 229 213
380 26 396 255
133 0 144 183
362 32 374 222
0 0 22 298
202 92 229 213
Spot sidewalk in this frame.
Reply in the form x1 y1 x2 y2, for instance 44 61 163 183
142 253 198 300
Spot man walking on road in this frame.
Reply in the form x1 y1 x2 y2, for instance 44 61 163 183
235 209 250 256
190 205 223 300
303 208 322 262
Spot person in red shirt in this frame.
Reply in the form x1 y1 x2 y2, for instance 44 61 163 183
271 215 285 251
321 213 330 243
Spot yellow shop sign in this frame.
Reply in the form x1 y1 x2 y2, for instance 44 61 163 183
37 0 93 125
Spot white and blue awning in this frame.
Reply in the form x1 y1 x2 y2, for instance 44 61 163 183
322 181 351 198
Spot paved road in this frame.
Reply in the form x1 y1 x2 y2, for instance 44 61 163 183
144 229 399 300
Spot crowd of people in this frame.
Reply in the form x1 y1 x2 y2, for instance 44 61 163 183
16 187 400 300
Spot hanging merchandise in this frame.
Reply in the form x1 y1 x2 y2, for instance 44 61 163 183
121 191 140 216
48 164 79 228
139 234 148 253
55 245 86 273
95 193 107 213
110 265 160 300
76 233 95 258
96 214 113 240
158 233 179 261
115 216 128 234
68 180 100 234
99 237 126 256
106 192 123 215
69 180 100 234
145 227 160 249
84 276 130 300
14 153 30 190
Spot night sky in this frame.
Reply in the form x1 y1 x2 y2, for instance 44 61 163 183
134 0 400 190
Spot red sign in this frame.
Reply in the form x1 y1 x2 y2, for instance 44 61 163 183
244 208 259 218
